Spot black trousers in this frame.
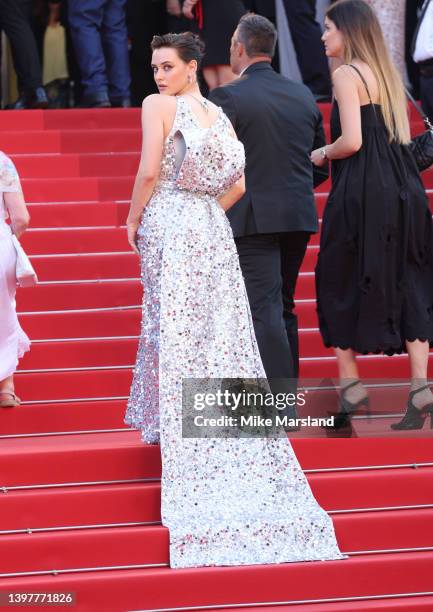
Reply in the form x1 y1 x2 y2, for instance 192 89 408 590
235 231 310 382
0 0 42 93
126 0 167 105
282 0 331 98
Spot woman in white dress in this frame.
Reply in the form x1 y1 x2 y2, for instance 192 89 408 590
124 31 345 569
0 153 30 407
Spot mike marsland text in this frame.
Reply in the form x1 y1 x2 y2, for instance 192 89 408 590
193 415 335 427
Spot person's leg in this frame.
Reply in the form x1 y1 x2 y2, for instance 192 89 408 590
281 0 331 99
68 0 109 101
334 347 367 404
102 0 131 103
0 0 43 94
406 339 433 408
235 234 295 381
280 231 310 379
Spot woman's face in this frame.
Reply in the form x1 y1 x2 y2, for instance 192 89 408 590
151 47 195 95
322 17 344 58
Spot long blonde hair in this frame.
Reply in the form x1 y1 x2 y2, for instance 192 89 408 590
327 0 410 144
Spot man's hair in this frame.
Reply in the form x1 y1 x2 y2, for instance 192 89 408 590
236 13 277 58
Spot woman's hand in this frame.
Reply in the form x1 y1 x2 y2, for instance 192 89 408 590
4 191 30 238
127 221 140 255
310 148 328 167
182 0 197 19
218 175 246 212
166 0 181 17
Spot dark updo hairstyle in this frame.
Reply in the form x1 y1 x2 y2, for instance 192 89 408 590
151 32 205 67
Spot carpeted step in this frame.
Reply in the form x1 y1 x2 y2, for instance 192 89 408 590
2 432 432 483
352 414 433 438
0 399 129 435
16 279 140 311
15 275 316 310
0 108 140 131
2 427 433 502
13 152 139 179
19 338 138 370
21 227 129 255
21 176 133 202
14 368 132 402
19 308 141 340
2 473 433 528
157 596 433 612
0 383 414 436
0 383 422 436
30 252 140 282
0 552 432 612
4 428 433 470
12 355 432 403
27 201 129 228
16 275 321 310
3 508 433 575
3 129 140 155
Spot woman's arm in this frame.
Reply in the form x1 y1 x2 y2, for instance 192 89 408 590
126 95 166 254
311 66 362 166
5 191 30 239
218 174 246 212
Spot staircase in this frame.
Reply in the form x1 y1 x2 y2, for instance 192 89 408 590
1 106 433 611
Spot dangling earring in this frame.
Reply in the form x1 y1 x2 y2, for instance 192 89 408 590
187 75 192 84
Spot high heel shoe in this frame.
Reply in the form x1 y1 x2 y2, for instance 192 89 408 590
326 380 369 435
391 384 433 430
340 380 370 416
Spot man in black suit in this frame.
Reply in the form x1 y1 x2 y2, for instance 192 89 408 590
210 13 328 395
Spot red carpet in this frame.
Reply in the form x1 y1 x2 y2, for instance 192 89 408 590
1 106 433 611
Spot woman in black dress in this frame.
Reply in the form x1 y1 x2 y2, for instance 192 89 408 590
182 0 247 89
311 0 433 429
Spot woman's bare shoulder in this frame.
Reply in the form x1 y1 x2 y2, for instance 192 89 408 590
142 93 177 113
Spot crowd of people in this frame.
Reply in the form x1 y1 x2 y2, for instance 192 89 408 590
0 0 431 117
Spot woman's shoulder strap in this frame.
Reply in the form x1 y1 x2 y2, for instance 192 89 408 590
345 63 373 104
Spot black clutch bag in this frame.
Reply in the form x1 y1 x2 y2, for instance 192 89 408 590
406 89 433 172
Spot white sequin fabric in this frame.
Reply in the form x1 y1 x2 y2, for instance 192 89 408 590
125 96 345 568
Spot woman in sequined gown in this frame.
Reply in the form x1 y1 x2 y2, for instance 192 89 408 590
124 32 345 569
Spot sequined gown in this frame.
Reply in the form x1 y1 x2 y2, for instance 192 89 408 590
125 96 345 569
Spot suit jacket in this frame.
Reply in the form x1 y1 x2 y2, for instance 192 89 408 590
209 62 327 237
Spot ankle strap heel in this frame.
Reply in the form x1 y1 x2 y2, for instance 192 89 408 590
391 385 433 431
